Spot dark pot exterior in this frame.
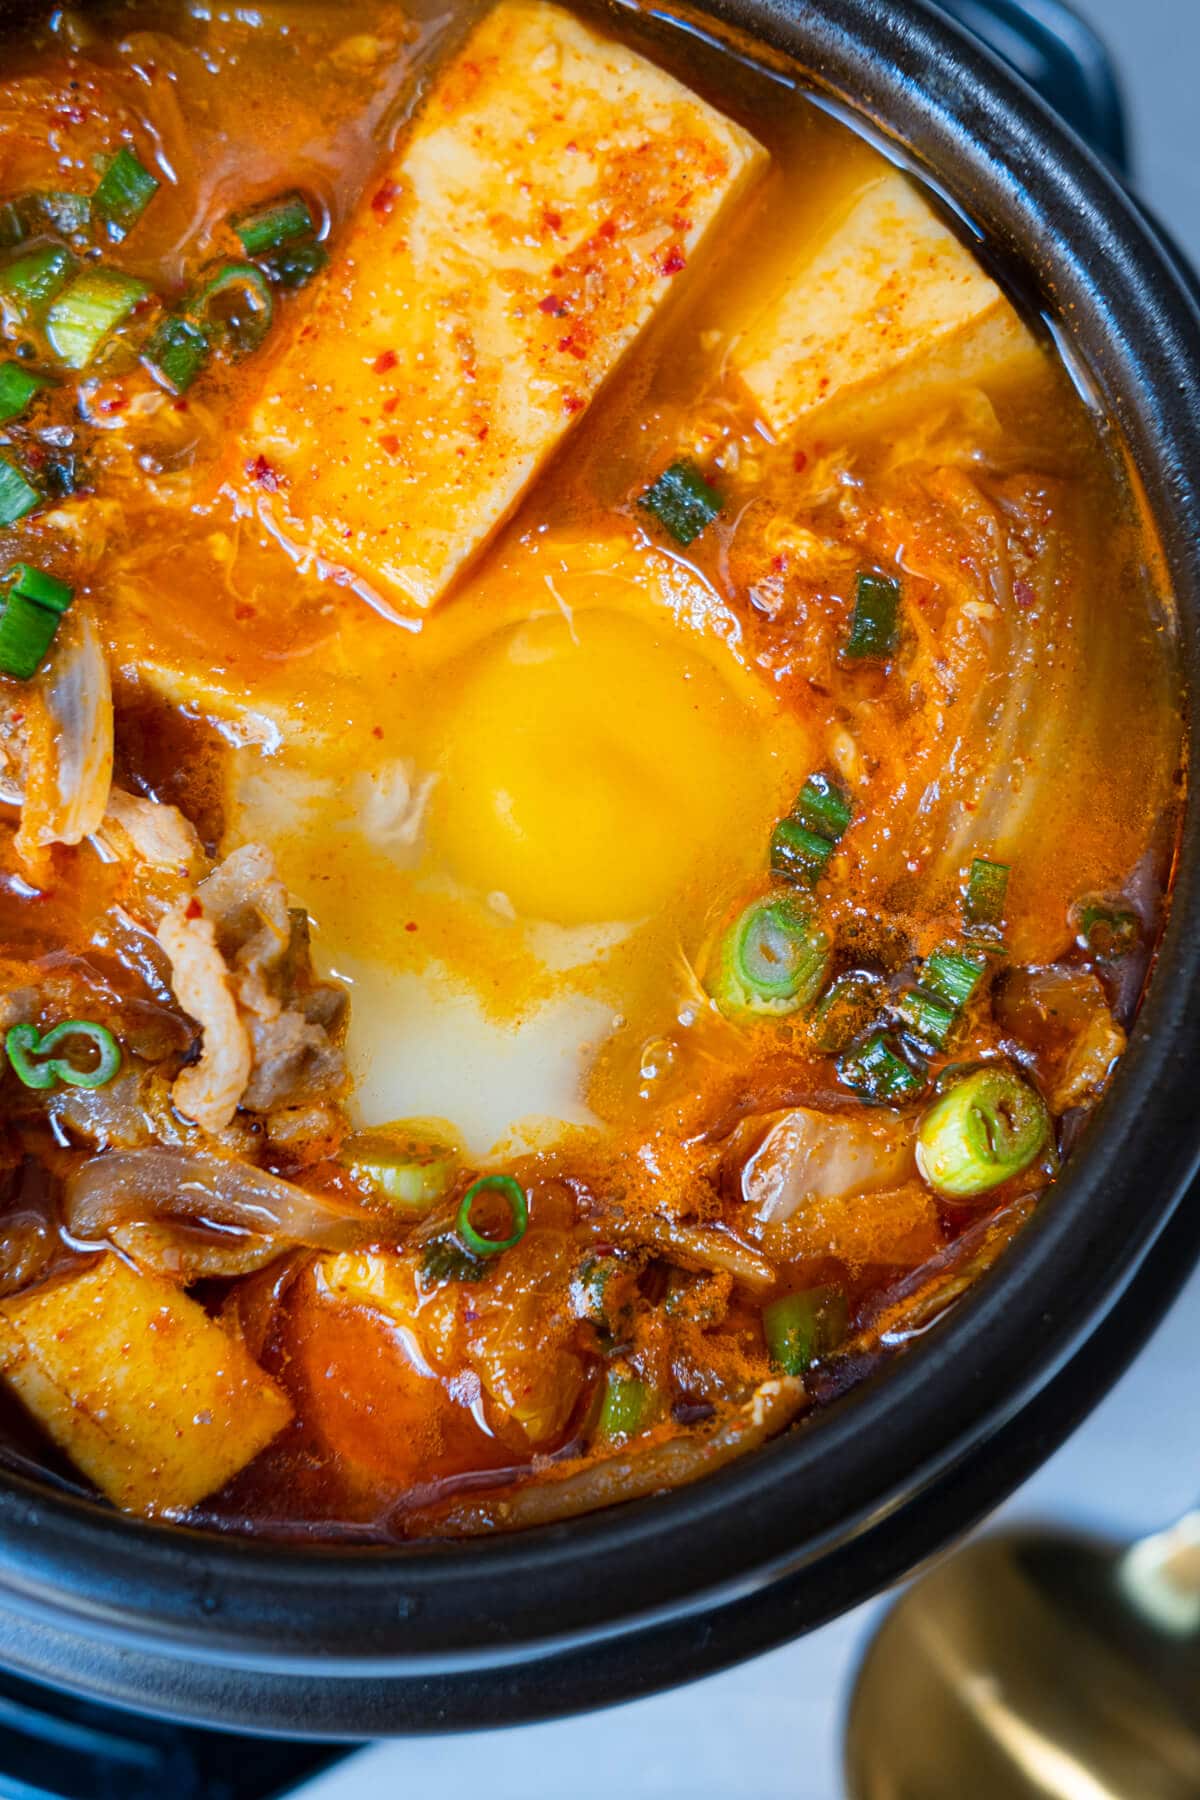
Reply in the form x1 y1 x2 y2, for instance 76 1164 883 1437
1 0 1198 1736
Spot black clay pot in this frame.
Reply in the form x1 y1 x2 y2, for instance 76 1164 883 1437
1 0 1198 1741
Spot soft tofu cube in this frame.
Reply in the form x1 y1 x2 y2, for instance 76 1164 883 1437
733 169 1042 438
237 0 766 612
0 1255 292 1517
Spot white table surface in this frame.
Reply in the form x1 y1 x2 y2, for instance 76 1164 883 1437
297 4 1200 1793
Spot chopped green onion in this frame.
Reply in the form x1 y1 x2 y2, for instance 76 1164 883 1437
763 1285 847 1375
637 459 722 546
896 985 958 1052
189 260 274 357
596 1370 650 1444
923 945 988 1011
143 314 210 393
916 1066 1049 1199
0 245 74 318
838 1031 925 1102
232 190 316 257
709 891 830 1018
256 238 328 292
770 816 836 887
811 971 886 1054
0 457 41 527
5 1019 121 1090
845 571 900 660
419 1233 489 1286
1074 898 1139 960
343 1129 459 1218
792 771 852 843
0 564 73 679
9 563 71 612
964 857 1009 930
257 240 327 291
46 268 150 369
93 146 159 242
455 1173 528 1257
0 361 49 423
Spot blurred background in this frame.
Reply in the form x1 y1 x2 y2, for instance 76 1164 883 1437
296 3 1200 1794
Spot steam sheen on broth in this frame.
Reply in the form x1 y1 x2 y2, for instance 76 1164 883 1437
0 0 1183 1538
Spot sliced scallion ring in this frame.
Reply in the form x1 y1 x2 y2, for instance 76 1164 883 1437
5 1019 121 1090
709 891 830 1018
188 260 274 357
455 1173 528 1256
916 1067 1049 1199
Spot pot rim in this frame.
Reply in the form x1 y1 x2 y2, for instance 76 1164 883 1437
2 0 1198 1676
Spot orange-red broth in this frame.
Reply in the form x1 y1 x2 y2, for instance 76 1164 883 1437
0 0 1183 1539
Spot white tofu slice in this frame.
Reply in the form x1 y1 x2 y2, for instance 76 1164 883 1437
0 1255 293 1517
236 0 766 613
732 169 1043 438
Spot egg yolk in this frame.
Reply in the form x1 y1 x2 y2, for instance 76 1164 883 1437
429 608 768 926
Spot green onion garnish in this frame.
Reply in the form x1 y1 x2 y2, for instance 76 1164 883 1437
810 971 886 1054
916 1066 1049 1199
0 244 74 318
763 1286 847 1376
46 268 150 369
596 1370 650 1444
455 1173 528 1257
0 361 49 423
93 146 159 242
1074 898 1139 960
143 314 210 393
0 564 73 680
637 459 722 546
792 771 853 843
845 571 901 661
709 890 830 1018
922 945 988 1011
232 191 316 257
770 816 836 887
419 1234 489 1286
5 1019 121 1090
189 260 274 357
964 857 1009 930
896 985 958 1052
0 458 41 528
837 1031 925 1102
256 239 328 292
343 1131 459 1218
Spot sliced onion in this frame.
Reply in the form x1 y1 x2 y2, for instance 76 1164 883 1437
64 1147 400 1280
733 1105 913 1226
405 1376 805 1537
609 1210 775 1291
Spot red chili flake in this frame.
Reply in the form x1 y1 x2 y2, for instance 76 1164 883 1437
373 348 397 374
184 898 202 921
672 214 693 235
234 602 256 621
564 140 578 153
563 393 584 415
372 725 384 739
246 454 283 492
52 106 87 126
793 449 808 472
477 424 489 441
659 245 686 277
557 334 587 360
538 294 567 316
405 920 418 932
382 394 399 415
98 393 126 417
1013 577 1037 608
598 218 617 240
542 208 562 234
172 399 189 414
379 433 400 456
371 180 398 216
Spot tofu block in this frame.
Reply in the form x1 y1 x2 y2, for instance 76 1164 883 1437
0 1255 292 1517
733 169 1042 438
238 0 766 612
